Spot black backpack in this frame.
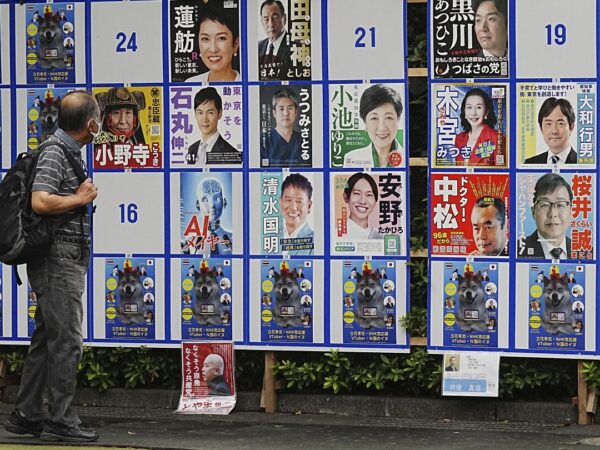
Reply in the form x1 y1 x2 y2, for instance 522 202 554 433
0 140 87 268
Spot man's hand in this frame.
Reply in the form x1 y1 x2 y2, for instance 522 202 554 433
32 178 98 215
75 178 98 205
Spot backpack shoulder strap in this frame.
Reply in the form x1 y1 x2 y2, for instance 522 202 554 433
38 140 87 184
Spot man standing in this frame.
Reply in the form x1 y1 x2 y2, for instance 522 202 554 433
258 0 292 80
186 87 241 166
202 354 232 396
261 88 301 166
522 173 573 259
470 197 508 256
524 98 577 165
5 91 99 442
280 173 314 255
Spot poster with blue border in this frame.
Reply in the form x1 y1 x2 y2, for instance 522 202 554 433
180 172 233 256
104 258 156 340
27 284 37 337
260 259 313 343
342 260 397 345
25 2 76 84
527 263 586 351
442 261 499 348
180 258 233 340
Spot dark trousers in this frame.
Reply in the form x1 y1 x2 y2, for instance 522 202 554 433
17 236 89 428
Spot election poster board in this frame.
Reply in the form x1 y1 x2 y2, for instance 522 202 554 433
428 0 600 359
0 0 412 354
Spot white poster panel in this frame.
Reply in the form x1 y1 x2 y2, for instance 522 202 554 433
516 0 596 78
0 5 10 84
90 1 163 83
327 0 405 80
1 89 11 169
93 172 165 254
442 352 499 397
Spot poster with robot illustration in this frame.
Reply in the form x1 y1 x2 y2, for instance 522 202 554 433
26 87 71 152
180 172 233 256
525 263 586 351
260 259 313 343
104 258 156 340
441 261 499 349
25 2 75 84
180 258 232 340
341 260 397 345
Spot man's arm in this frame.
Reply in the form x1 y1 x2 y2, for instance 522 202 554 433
31 178 98 215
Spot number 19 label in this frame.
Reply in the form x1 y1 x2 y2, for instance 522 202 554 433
545 24 566 45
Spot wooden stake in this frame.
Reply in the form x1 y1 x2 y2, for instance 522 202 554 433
262 351 277 413
578 361 592 424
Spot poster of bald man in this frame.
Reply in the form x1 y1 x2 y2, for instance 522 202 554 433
177 342 236 415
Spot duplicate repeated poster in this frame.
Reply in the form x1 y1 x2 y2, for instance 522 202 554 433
26 87 72 151
25 2 76 84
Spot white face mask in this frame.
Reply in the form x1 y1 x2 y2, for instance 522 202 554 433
88 118 102 142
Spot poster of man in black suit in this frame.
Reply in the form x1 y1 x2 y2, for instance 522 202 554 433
258 0 311 81
524 98 577 165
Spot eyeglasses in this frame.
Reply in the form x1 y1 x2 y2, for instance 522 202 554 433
534 200 571 211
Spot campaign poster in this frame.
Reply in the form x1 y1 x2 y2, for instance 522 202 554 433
170 0 241 83
431 0 508 79
180 172 234 256
180 258 232 340
430 173 510 257
169 86 243 168
441 262 499 348
104 258 156 340
25 3 76 84
260 259 313 343
257 0 311 81
526 263 586 351
516 172 595 260
431 83 508 168
92 86 163 170
26 87 72 152
176 342 236 415
442 352 500 397
330 83 406 169
517 82 596 167
332 171 406 256
260 172 315 255
341 260 397 345
260 84 312 168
